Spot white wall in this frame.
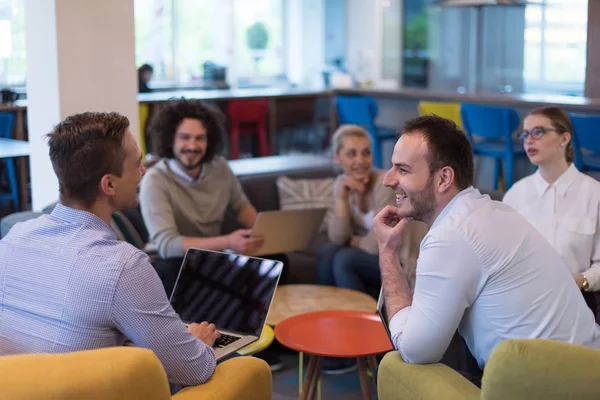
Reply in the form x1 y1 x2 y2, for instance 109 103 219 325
25 0 138 210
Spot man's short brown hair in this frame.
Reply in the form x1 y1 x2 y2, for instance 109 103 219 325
402 115 474 190
47 112 130 207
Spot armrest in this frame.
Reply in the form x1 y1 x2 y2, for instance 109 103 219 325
173 356 271 400
378 351 480 400
482 339 600 400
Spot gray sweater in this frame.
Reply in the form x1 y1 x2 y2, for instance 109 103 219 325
139 157 249 259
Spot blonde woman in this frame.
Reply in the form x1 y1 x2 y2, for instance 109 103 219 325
504 107 600 315
317 125 425 298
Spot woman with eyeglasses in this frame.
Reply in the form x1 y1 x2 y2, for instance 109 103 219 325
503 106 600 316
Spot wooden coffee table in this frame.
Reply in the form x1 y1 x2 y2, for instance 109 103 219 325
266 284 378 326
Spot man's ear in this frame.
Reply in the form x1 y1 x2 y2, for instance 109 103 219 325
99 174 115 196
436 166 455 193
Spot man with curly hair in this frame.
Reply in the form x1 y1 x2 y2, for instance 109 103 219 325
140 98 268 295
140 98 287 371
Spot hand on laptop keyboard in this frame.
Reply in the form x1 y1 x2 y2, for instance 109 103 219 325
214 333 242 348
188 321 221 347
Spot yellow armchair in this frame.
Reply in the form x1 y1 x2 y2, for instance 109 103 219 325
0 347 272 400
378 339 600 400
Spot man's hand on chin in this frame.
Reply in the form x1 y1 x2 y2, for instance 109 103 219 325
373 205 412 252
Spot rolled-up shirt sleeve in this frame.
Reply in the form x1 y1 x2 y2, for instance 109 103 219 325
389 229 481 364
111 252 216 386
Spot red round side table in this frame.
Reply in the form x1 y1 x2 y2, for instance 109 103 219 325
274 310 394 400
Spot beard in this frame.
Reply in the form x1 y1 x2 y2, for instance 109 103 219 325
397 175 436 222
175 150 203 170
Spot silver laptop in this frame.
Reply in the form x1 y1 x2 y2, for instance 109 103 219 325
170 248 283 360
251 208 327 256
377 288 395 348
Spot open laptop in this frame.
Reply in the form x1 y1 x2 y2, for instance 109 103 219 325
250 208 327 256
377 288 395 348
169 248 284 360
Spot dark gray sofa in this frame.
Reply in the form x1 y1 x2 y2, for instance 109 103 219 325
1 154 505 286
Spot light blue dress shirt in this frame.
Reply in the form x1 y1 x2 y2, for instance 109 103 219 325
390 187 600 369
0 204 216 386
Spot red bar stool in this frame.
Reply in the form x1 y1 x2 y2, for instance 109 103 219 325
227 99 270 159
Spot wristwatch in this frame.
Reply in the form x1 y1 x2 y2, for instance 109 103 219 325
582 275 590 292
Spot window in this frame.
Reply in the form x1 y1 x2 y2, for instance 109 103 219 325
0 0 25 87
524 0 588 95
233 0 284 84
134 0 284 88
400 0 588 95
381 0 402 82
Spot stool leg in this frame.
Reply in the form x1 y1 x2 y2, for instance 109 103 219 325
6 158 19 211
357 357 371 400
257 122 269 157
493 158 501 190
231 124 240 160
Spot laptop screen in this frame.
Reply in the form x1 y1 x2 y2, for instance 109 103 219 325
170 249 283 337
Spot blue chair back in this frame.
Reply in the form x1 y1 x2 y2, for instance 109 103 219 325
460 103 519 143
0 112 15 139
569 113 600 170
335 95 378 136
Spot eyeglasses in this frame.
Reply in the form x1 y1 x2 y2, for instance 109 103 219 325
518 126 559 142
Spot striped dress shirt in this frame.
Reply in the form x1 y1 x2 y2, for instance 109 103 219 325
0 204 215 386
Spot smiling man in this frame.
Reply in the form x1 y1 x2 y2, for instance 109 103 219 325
139 99 265 296
372 115 600 383
139 98 288 371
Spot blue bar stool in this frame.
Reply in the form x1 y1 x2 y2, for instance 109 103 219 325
461 103 524 190
0 112 19 211
335 95 397 169
569 113 600 172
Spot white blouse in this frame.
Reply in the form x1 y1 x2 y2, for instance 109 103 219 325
503 164 600 291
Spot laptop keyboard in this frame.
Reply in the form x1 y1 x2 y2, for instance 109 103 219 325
214 333 242 348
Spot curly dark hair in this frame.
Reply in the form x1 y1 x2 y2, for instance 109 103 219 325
149 98 226 162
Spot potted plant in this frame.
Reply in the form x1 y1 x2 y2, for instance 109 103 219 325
246 22 269 76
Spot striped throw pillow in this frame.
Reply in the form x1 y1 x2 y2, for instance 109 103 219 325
276 176 335 232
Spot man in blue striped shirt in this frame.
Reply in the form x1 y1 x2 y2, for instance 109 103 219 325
0 112 219 386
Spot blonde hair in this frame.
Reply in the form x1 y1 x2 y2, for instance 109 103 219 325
331 124 371 154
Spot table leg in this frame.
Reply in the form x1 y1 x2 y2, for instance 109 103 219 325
306 356 321 400
367 355 379 386
357 357 371 400
301 355 318 400
298 352 304 394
